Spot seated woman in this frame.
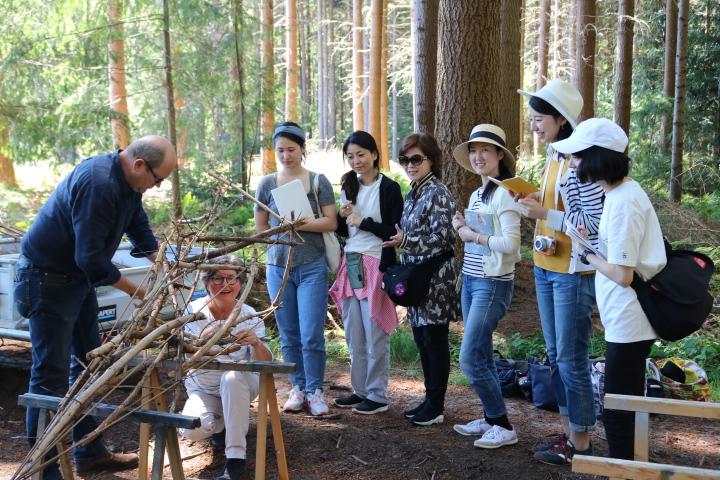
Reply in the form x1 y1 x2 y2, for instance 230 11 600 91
179 254 273 480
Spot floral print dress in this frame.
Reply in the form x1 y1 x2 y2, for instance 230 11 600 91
398 173 461 327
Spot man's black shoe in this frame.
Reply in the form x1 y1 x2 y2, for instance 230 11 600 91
210 428 226 449
216 458 246 480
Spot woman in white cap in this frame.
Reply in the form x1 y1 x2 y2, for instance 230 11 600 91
450 125 521 449
555 118 665 461
253 121 337 416
516 79 604 464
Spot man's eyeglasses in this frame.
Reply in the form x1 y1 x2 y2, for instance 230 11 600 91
397 155 428 167
144 160 165 185
209 276 241 285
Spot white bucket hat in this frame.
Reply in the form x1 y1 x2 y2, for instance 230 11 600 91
453 124 516 176
518 78 583 128
552 118 628 155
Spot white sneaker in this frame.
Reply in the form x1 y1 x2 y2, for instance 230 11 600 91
283 385 305 412
304 389 329 416
453 419 492 436
473 425 518 449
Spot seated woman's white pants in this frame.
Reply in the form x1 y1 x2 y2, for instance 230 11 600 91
180 370 260 459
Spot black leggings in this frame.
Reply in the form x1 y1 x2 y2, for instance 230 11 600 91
602 339 654 460
412 323 450 415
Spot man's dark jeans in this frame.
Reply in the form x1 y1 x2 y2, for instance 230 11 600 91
14 255 107 480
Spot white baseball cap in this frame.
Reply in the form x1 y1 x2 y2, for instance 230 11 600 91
551 117 628 154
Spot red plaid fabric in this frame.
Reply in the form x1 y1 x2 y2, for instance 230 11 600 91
329 254 398 334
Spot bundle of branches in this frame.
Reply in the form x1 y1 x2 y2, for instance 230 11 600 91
13 173 308 480
0 222 25 243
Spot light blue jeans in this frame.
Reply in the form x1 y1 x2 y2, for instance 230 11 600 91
266 256 328 393
534 266 597 432
459 274 514 419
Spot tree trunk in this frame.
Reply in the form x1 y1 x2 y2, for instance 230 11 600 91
0 123 17 187
364 0 370 132
174 89 187 166
391 8 399 162
368 0 383 145
352 0 365 131
575 0 596 122
261 0 276 174
108 0 131 150
327 0 336 148
613 0 634 137
435 0 500 212
379 0 389 168
317 0 326 150
411 0 439 135
569 0 577 84
661 0 677 155
286 0 298 123
551 0 560 78
537 0 549 90
162 0 181 220
669 0 688 204
299 0 309 126
500 0 522 158
232 0 248 187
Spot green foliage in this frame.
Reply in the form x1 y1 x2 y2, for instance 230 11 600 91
494 332 546 361
389 326 419 362
448 371 471 387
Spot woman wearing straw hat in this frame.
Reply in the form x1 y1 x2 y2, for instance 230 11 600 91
450 125 522 449
516 79 604 465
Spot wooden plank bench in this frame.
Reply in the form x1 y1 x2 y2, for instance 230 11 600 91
130 357 297 480
18 392 201 480
572 393 720 480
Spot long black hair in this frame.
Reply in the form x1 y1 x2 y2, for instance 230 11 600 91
341 131 380 204
529 96 574 141
575 146 630 186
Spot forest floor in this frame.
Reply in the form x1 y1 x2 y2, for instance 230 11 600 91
1 258 719 480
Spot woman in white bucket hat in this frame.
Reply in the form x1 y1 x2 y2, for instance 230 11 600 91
515 79 605 465
450 125 522 450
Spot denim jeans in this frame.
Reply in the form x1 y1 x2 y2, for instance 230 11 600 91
603 340 654 460
14 255 107 480
412 323 450 415
534 266 597 432
459 275 513 419
266 256 328 392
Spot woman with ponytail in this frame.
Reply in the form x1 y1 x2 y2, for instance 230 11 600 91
329 131 403 415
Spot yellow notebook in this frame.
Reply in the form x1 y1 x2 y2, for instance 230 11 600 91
488 176 539 195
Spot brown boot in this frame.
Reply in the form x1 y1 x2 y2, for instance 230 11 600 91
75 451 139 475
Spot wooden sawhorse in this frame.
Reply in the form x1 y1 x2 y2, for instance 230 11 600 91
572 394 720 479
134 358 296 480
18 392 200 480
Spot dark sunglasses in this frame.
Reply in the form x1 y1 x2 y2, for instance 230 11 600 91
397 154 428 167
144 160 165 185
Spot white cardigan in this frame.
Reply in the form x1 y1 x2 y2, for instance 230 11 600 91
464 187 521 277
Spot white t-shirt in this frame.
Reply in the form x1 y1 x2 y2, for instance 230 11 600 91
595 179 666 343
342 174 383 259
183 297 268 394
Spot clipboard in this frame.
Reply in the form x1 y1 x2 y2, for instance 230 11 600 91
271 179 314 220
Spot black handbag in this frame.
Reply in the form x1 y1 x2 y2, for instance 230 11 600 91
381 251 453 307
527 355 559 412
630 239 715 341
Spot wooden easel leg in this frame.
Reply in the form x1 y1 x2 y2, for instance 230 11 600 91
634 411 650 462
151 425 167 480
139 375 153 480
165 427 185 480
267 373 289 480
255 372 269 480
31 409 48 480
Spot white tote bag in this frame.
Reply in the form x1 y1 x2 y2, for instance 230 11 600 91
311 173 342 274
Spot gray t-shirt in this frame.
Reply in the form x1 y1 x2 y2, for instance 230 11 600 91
254 172 335 267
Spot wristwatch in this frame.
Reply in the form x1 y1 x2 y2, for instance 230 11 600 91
580 248 593 265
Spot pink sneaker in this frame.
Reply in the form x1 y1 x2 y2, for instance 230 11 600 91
304 389 329 416
283 385 304 412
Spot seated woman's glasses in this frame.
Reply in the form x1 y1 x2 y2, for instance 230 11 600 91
397 154 428 167
210 276 240 285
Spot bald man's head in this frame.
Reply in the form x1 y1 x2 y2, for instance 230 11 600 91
125 136 175 170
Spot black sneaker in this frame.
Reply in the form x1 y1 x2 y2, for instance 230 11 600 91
403 399 428 419
530 432 568 453
334 393 364 408
411 408 444 426
210 428 226 449
352 399 389 415
216 458 246 480
533 439 593 466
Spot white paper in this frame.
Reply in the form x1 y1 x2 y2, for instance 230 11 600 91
271 179 314 221
564 220 607 260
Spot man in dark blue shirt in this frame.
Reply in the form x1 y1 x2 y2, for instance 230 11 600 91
14 135 176 479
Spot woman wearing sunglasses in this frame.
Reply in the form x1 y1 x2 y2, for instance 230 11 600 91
180 254 272 480
450 125 522 449
329 131 403 415
384 133 460 426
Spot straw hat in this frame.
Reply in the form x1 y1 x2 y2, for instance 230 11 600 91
517 78 583 128
452 124 516 176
